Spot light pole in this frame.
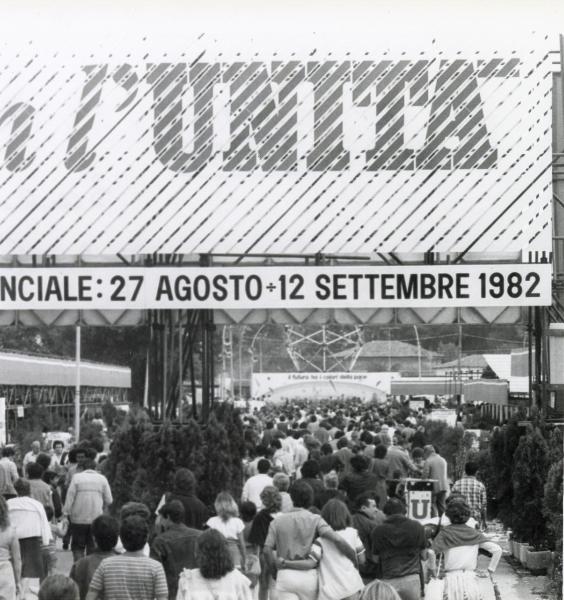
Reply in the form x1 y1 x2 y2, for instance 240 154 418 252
74 325 81 442
413 325 422 379
249 325 266 399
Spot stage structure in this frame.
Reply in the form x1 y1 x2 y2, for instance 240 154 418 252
0 29 561 422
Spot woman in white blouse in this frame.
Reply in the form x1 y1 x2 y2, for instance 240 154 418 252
177 529 253 600
432 500 501 600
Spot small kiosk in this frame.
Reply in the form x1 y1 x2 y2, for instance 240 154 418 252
405 479 435 521
389 478 435 522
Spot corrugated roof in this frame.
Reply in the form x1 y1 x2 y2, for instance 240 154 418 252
354 340 438 359
0 351 131 388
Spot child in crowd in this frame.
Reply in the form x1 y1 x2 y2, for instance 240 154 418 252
42 505 68 575
69 515 120 600
240 501 260 592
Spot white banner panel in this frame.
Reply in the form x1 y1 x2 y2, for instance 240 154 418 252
0 24 552 257
252 372 399 398
0 264 551 309
427 409 458 427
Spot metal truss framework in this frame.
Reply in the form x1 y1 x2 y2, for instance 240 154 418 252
285 325 363 372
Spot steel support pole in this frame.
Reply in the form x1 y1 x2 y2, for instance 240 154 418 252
74 325 81 442
162 315 168 421
178 313 183 423
413 325 422 379
528 307 533 406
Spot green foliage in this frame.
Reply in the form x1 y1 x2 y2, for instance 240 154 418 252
436 341 458 363
212 403 246 501
198 414 233 507
511 426 550 548
475 448 497 517
79 420 105 453
102 409 154 513
102 403 246 513
547 427 564 464
543 458 563 550
488 417 523 529
101 401 127 437
543 458 563 596
424 420 467 480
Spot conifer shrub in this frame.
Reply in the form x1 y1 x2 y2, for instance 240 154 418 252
511 425 550 548
103 403 246 513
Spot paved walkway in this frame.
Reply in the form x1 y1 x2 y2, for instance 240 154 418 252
477 522 554 600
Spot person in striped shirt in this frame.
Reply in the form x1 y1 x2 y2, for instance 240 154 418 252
451 462 488 527
86 515 168 600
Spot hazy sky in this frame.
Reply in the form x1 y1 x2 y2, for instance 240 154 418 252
0 1 562 41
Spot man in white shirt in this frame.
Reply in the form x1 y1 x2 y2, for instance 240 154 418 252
241 459 272 510
63 458 113 562
8 478 51 589
22 440 41 469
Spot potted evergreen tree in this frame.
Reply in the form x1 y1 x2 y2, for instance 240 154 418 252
512 425 551 570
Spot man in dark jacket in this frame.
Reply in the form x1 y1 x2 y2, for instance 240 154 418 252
371 498 426 600
352 491 385 582
151 501 201 600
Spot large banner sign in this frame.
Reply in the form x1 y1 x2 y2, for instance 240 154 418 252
0 31 552 257
0 264 551 309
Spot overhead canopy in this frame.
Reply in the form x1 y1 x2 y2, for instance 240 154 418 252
0 351 131 388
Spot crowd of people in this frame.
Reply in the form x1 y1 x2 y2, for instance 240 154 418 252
0 398 500 600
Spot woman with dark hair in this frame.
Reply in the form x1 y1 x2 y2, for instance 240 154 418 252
432 500 502 600
177 529 253 600
157 468 209 530
0 495 21 600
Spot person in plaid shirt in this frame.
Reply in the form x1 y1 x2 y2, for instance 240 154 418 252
451 462 487 528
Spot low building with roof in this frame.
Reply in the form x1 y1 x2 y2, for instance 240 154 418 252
347 340 441 375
